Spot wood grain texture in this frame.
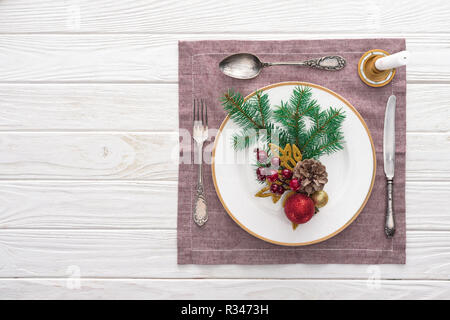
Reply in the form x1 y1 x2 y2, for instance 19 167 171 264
0 0 449 300
0 84 178 131
0 132 179 180
406 133 450 181
0 181 448 230
0 132 446 181
0 279 449 300
0 34 449 83
407 84 450 132
0 0 449 34
0 83 447 132
0 229 448 280
0 181 177 229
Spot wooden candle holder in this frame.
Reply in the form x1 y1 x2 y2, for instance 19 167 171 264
358 49 396 87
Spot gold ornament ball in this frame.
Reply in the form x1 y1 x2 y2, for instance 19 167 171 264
312 190 328 208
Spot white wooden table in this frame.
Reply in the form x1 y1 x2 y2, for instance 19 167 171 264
0 0 449 300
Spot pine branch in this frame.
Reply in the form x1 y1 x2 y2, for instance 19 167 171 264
221 89 276 150
221 89 263 130
264 123 290 150
220 86 346 159
273 86 320 147
254 91 269 128
231 123 289 151
231 128 260 150
300 107 346 159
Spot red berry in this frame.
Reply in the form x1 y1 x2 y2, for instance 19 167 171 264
270 184 279 193
256 149 268 162
267 170 278 183
270 157 280 167
276 185 285 195
281 168 293 179
284 193 315 224
289 178 300 191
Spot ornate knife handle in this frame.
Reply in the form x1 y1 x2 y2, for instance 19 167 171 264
385 179 395 237
193 142 208 226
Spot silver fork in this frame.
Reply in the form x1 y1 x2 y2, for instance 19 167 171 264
192 99 208 226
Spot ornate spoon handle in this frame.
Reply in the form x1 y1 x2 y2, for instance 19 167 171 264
264 55 346 71
193 142 208 226
385 179 395 237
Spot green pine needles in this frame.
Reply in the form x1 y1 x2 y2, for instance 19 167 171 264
220 86 346 160
221 89 289 151
273 86 346 159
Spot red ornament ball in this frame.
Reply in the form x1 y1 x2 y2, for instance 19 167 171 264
284 193 315 224
289 178 300 191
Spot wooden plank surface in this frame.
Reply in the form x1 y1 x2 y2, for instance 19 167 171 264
0 0 449 301
0 132 179 180
0 0 449 34
0 279 448 300
0 181 177 229
0 229 448 280
0 181 448 231
0 34 449 83
0 84 178 131
0 83 447 132
407 84 450 132
0 132 447 181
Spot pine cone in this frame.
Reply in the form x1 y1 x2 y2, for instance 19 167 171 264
293 159 328 195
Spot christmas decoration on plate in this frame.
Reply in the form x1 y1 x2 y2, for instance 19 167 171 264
311 190 328 208
221 86 346 229
284 193 315 225
293 159 328 195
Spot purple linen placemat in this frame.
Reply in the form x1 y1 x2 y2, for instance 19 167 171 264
178 39 406 264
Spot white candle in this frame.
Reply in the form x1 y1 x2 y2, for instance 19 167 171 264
375 50 409 70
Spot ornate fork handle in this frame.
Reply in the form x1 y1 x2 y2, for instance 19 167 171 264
193 141 208 226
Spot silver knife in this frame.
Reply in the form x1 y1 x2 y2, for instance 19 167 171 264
383 95 396 237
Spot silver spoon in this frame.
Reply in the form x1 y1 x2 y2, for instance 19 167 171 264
219 53 346 79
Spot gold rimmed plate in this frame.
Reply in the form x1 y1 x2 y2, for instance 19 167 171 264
211 82 376 246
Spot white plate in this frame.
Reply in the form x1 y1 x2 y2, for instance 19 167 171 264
212 82 376 246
